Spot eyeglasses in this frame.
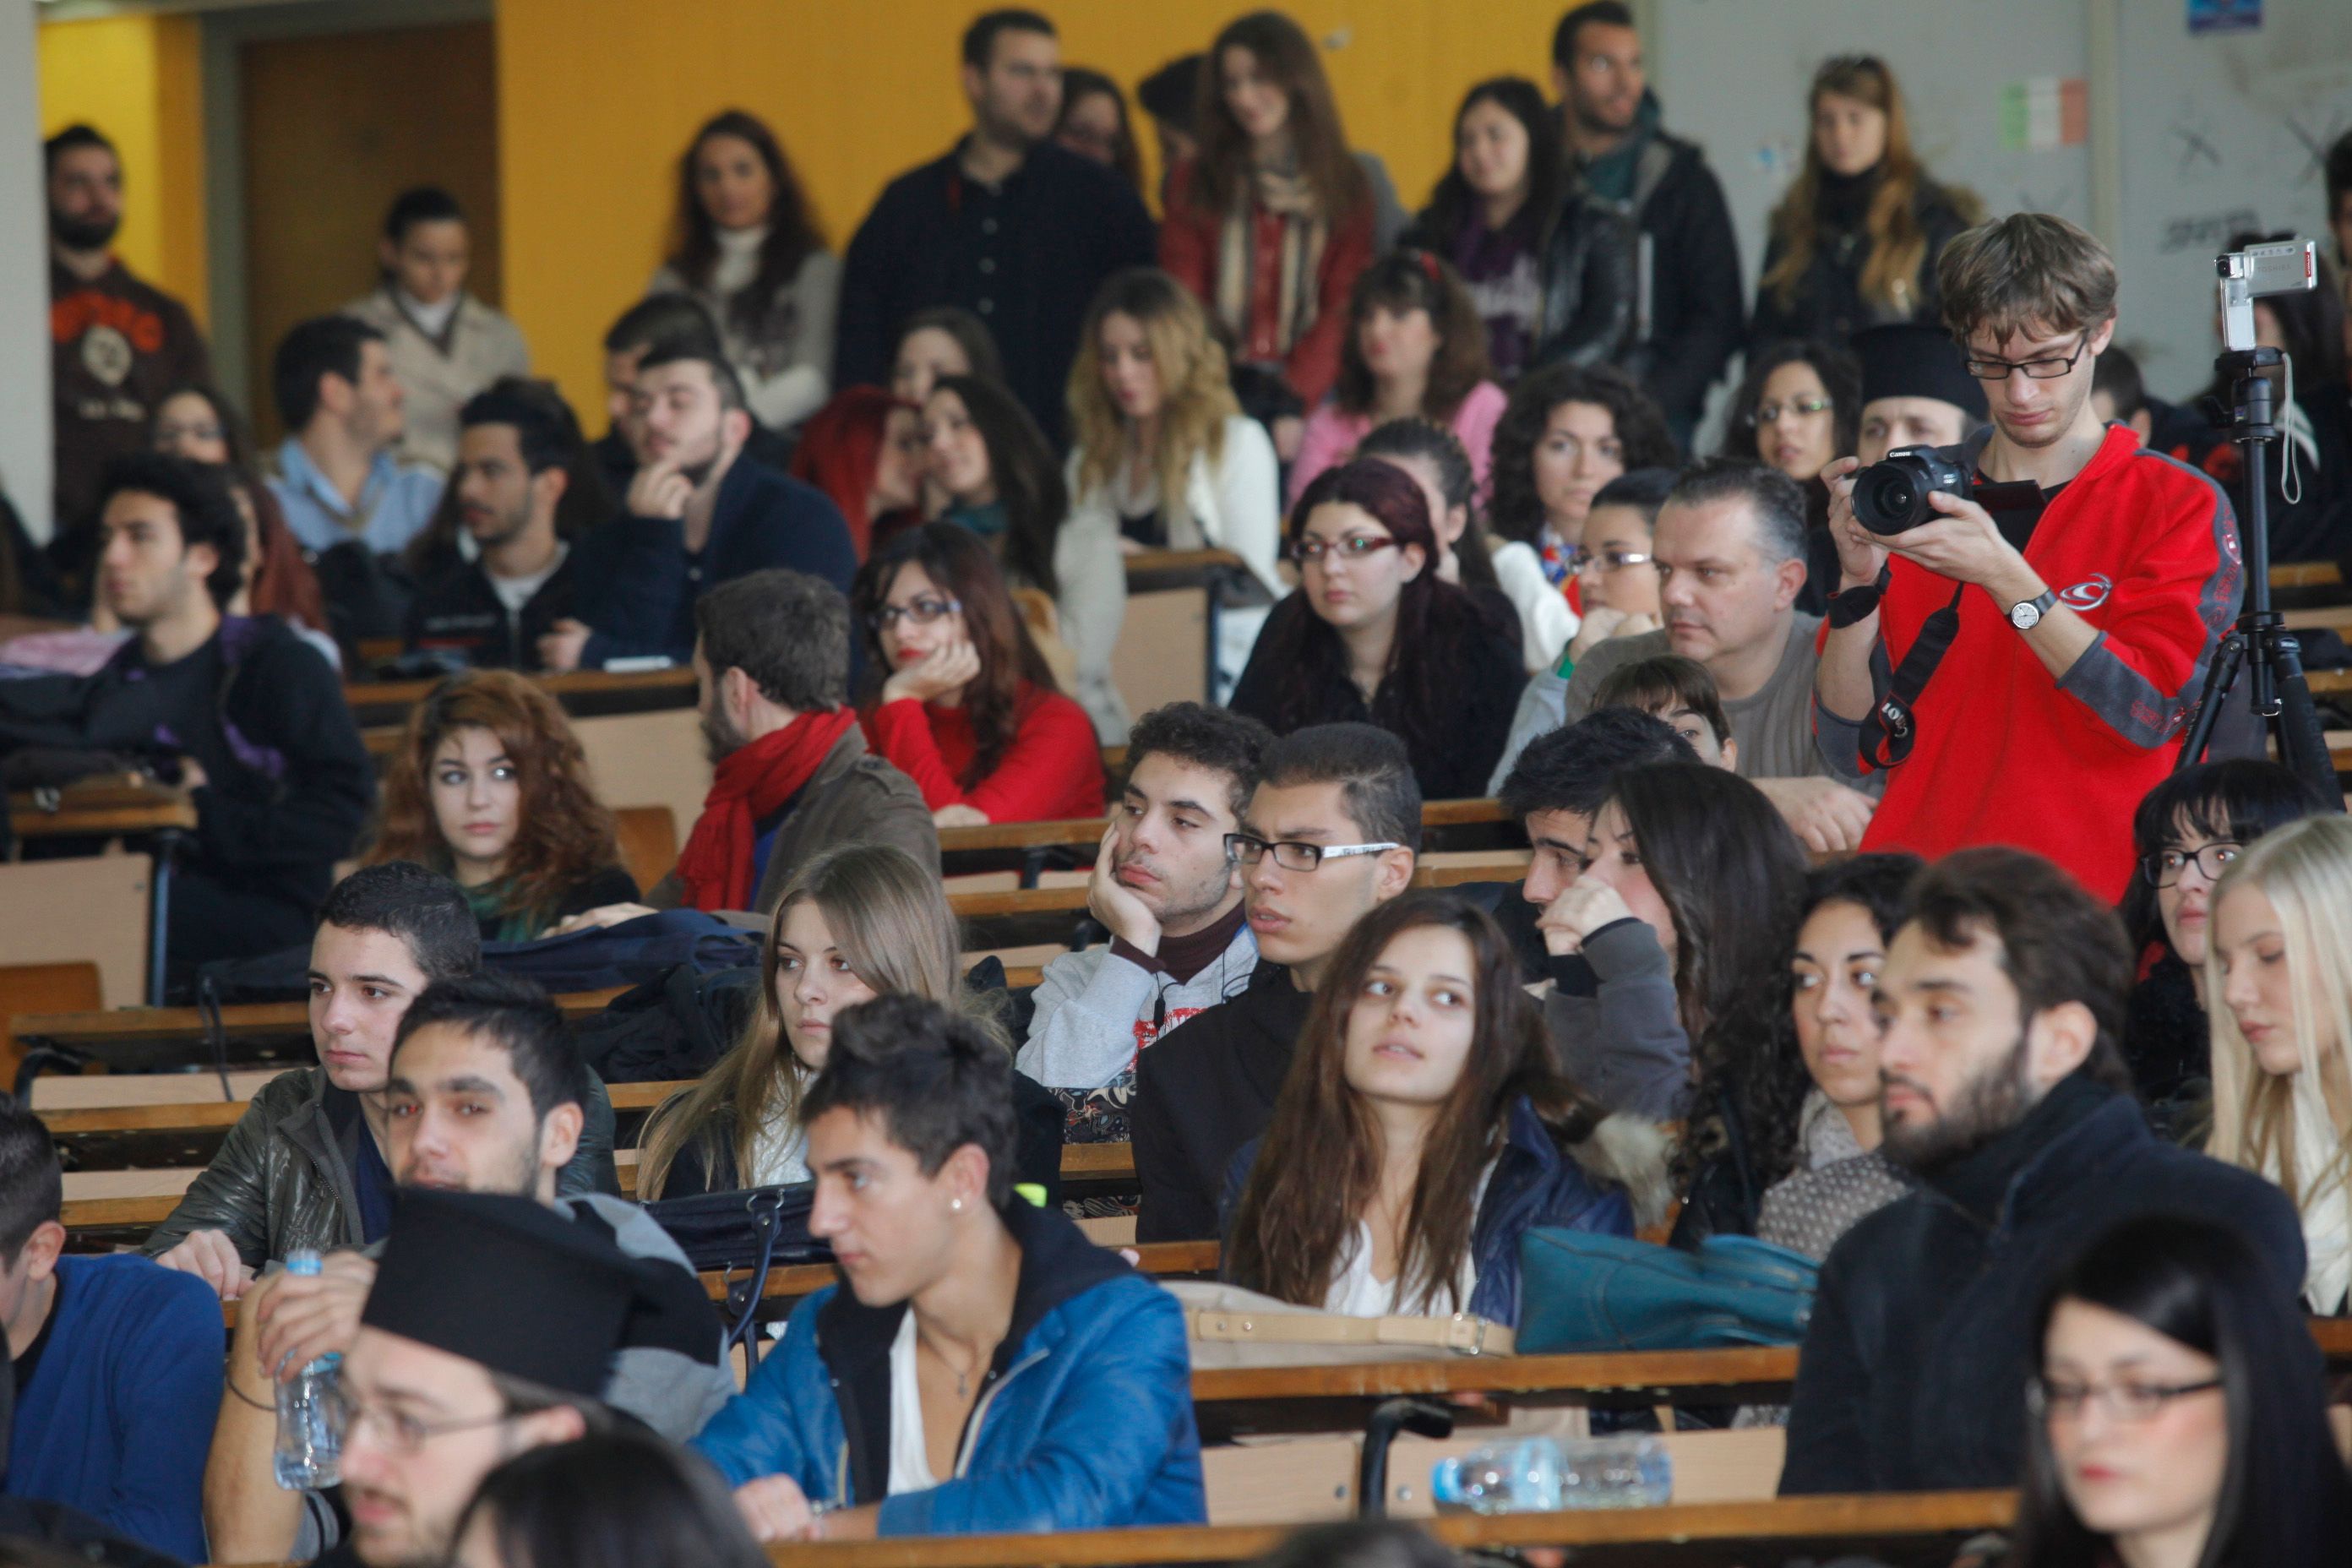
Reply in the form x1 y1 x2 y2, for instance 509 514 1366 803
1755 396 1832 423
2027 1375 2222 1424
1567 547 1654 574
1224 833 1402 872
869 596 961 631
1290 534 1400 566
1963 332 2092 382
2138 841 2243 888
324 1386 524 1455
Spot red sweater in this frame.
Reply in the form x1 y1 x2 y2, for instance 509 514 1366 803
864 682 1106 824
1157 160 1373 408
1825 425 2240 901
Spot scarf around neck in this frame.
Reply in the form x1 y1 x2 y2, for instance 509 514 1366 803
1216 162 1329 365
672 708 859 912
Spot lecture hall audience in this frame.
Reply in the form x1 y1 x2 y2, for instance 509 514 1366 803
147 383 332 654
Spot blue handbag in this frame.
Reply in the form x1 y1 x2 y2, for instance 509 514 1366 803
1514 1228 1819 1353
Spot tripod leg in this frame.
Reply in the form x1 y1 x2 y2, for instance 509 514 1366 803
2177 630 2247 770
2259 630 2345 812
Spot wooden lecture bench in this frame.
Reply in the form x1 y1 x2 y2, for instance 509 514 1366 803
341 665 698 723
6 775 197 840
2273 561 2344 590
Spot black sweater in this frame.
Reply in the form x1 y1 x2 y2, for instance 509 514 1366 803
1750 172 1976 351
1132 961 1314 1244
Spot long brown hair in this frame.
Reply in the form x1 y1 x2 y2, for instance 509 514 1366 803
851 522 1059 788
365 671 620 926
667 110 826 337
1227 892 1605 1314
1761 57 1976 317
1334 250 1492 421
635 843 990 1198
1187 11 1368 220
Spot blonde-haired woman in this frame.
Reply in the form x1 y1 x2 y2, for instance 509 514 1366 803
2206 814 2352 1315
637 841 999 1198
1066 267 1283 702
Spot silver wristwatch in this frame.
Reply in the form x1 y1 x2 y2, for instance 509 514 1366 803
2008 589 2057 630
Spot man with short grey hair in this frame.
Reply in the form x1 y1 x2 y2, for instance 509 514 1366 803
1490 460 1877 852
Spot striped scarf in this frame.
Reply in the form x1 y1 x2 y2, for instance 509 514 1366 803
1215 165 1328 363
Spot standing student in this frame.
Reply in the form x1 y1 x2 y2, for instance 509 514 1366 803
788 387 926 561
1402 75 1632 384
363 671 636 943
651 112 838 436
1750 57 1980 351
1231 460 1526 802
921 373 1125 736
1064 268 1284 697
1054 68 1143 191
1223 893 1654 1327
341 187 533 475
1550 3 1744 443
2010 1217 2352 1568
1159 12 1376 425
1486 361 1676 607
2205 817 2352 1315
1289 252 1509 507
835 10 1157 447
150 384 330 643
852 523 1104 826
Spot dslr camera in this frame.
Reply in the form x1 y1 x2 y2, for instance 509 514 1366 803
1851 445 1968 534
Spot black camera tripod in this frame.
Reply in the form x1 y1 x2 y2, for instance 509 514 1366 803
2175 346 2343 807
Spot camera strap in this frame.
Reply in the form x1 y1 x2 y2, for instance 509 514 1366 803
1860 580 1967 769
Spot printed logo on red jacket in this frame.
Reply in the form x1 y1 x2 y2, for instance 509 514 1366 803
2058 574 2115 612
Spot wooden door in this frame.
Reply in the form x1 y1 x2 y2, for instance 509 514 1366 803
240 21 500 444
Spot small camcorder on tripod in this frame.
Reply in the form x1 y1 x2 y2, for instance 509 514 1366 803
2175 237 2343 808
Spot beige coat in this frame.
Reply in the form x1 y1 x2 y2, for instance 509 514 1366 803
342 287 531 474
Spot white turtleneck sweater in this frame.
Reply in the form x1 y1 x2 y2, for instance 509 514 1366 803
650 224 839 433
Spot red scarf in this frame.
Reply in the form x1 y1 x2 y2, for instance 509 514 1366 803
672 709 860 912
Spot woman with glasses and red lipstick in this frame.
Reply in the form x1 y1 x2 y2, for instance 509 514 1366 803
852 522 1104 827
1228 460 1526 801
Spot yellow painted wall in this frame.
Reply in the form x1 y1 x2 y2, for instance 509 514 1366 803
36 14 209 326
498 0 1571 414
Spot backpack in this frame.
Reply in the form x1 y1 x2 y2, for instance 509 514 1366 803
574 963 761 1084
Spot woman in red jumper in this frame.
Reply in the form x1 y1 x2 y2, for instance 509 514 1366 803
1158 12 1374 450
852 522 1105 828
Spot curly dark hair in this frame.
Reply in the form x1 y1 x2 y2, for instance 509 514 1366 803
1486 362 1677 545
1332 250 1491 422
1718 339 1861 467
1125 701 1274 820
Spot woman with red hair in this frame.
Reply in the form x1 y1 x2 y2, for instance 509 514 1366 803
788 387 926 561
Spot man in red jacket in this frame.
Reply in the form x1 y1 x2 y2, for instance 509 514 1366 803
1813 215 2240 901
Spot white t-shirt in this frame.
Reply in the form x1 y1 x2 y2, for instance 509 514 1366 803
487 541 568 618
887 1312 940 1494
1322 1159 1499 1317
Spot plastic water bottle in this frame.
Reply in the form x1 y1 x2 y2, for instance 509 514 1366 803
1431 1435 1672 1513
273 1250 342 1489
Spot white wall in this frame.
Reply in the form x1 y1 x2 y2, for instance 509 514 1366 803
0 0 53 542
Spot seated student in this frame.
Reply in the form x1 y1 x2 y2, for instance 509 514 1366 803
1541 763 1807 1132
316 1189 656 1568
1132 722 1419 1243
2205 815 2352 1315
920 373 1127 739
150 384 330 648
1717 340 1861 614
264 315 444 559
591 294 798 499
692 994 1206 1538
1753 854 1920 1261
1491 459 1879 854
0 455 374 982
1356 418 1565 673
640 841 1015 1196
852 523 1104 827
0 1103 221 1562
204 974 732 1565
1780 847 2306 1496
1224 892 1659 1327
548 344 857 671
453 1430 770 1568
1288 251 1509 508
1848 319 1988 466
889 306 1005 407
140 863 614 1295
1592 651 1736 769
1019 702 1272 1141
2090 343 2168 446
2120 760 2327 1124
1551 466 1674 682
404 380 611 672
789 386 925 561
558 571 932 923
2011 1216 2352 1568
1485 362 1680 616
1231 460 1527 802
1499 707 1699 906
363 670 637 941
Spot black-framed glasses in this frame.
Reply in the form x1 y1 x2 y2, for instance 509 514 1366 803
1567 546 1654 574
324 1386 523 1455
1224 833 1402 872
2026 1375 2223 1424
1755 395 1832 423
1291 533 1401 566
869 595 961 631
2137 841 2243 889
1963 332 2092 382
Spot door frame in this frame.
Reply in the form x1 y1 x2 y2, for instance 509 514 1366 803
198 0 489 418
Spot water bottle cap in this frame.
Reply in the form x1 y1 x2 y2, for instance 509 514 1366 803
286 1250 324 1277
